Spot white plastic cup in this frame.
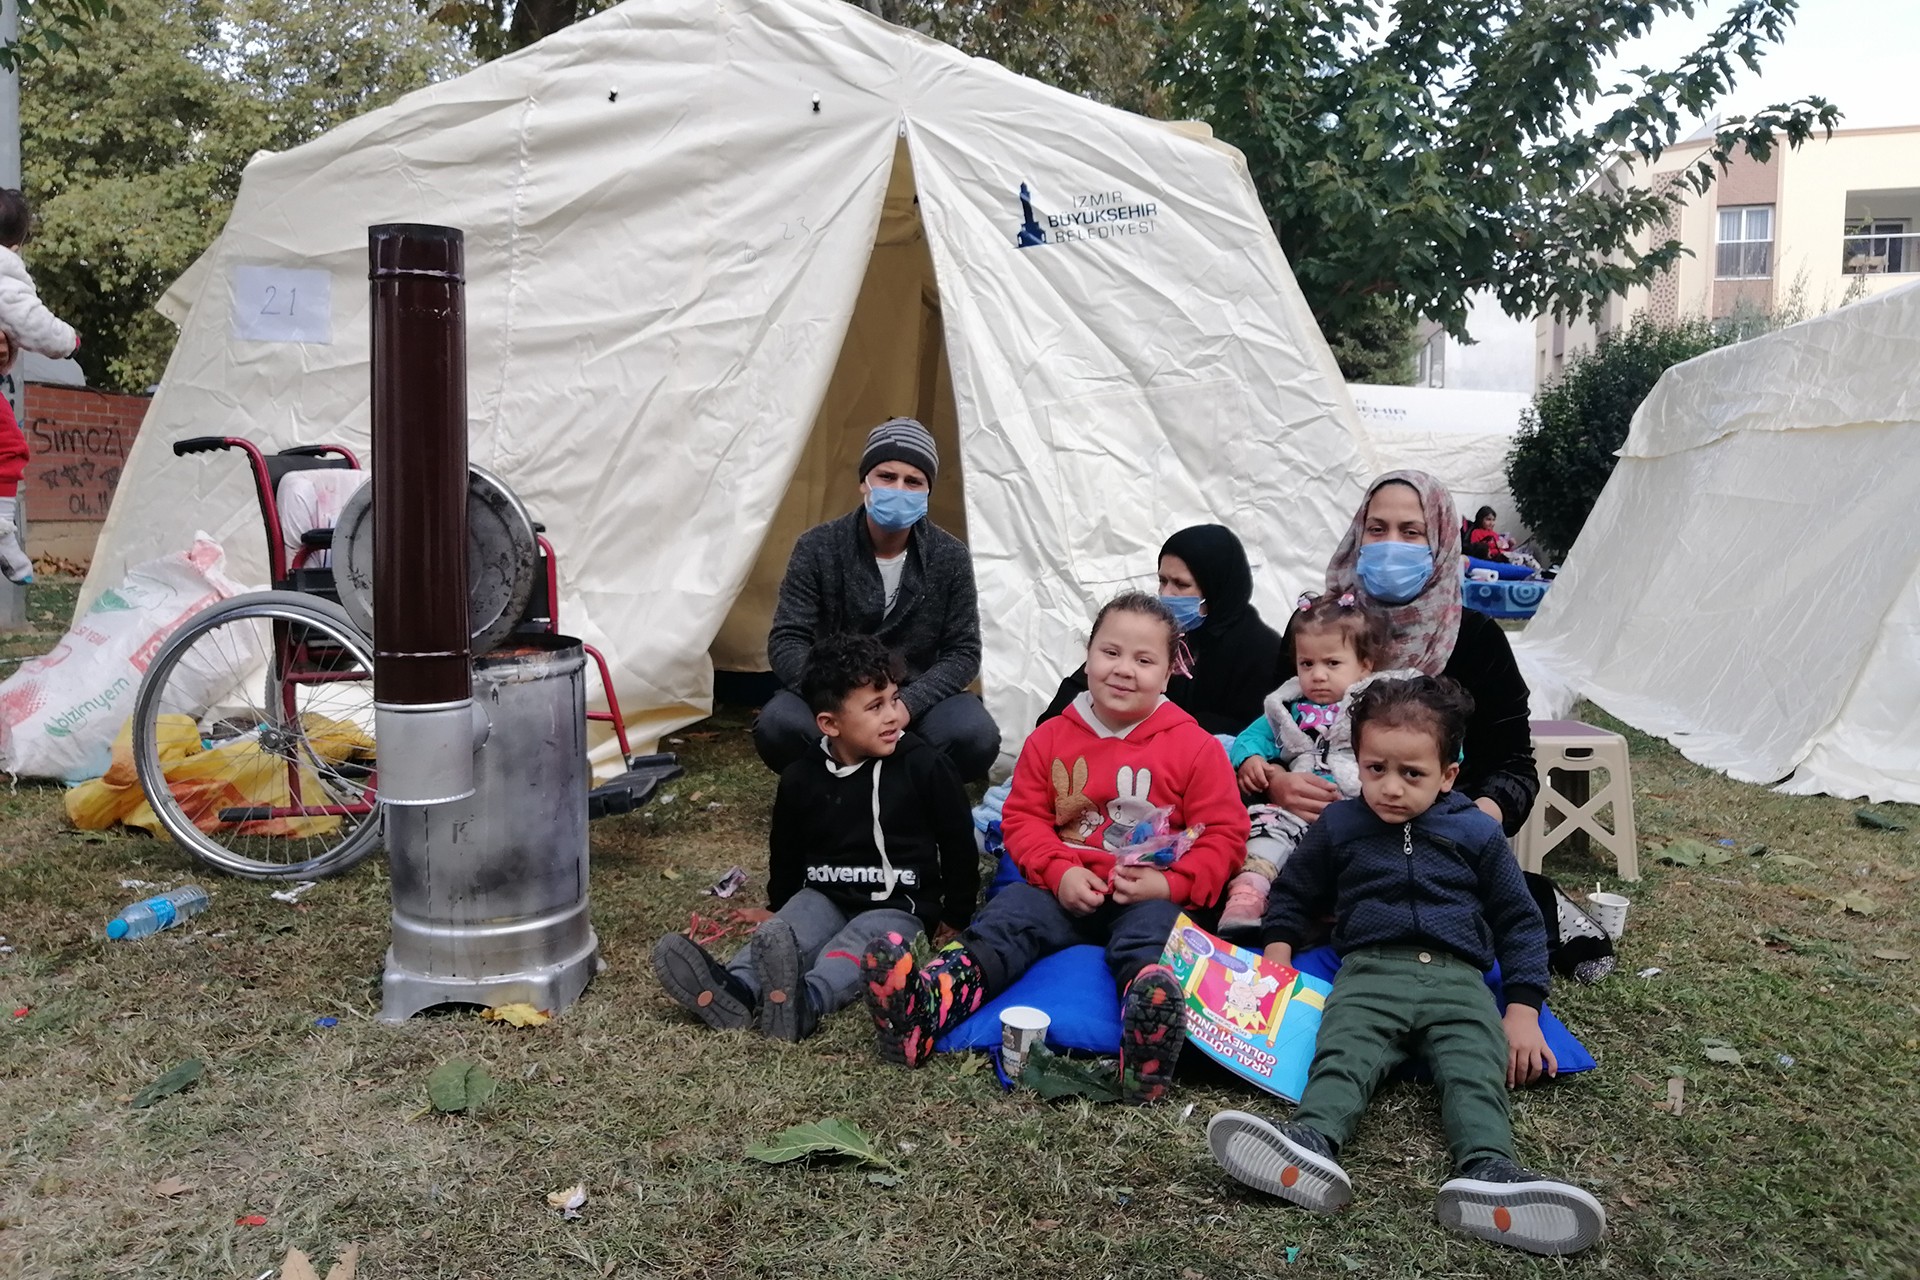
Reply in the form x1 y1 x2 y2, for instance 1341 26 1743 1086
1587 891 1631 940
999 1005 1051 1082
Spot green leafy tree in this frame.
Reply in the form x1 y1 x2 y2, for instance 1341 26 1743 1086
417 0 620 62
1158 0 1840 357
887 0 1184 117
20 0 467 391
0 0 119 70
1505 317 1732 560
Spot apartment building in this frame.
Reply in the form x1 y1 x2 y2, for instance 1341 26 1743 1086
1536 123 1920 387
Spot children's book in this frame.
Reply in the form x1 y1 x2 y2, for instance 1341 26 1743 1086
1160 914 1333 1103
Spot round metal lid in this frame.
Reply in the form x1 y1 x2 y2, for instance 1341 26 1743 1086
333 464 541 658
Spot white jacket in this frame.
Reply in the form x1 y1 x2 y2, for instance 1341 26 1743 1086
0 245 77 358
1261 667 1424 798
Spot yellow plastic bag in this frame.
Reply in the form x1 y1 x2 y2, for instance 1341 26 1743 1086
68 712 374 840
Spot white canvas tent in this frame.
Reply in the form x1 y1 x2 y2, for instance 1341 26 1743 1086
1347 384 1532 546
90 0 1378 770
1515 281 1920 803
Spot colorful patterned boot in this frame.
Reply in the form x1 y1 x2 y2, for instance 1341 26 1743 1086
860 931 986 1067
1119 963 1187 1104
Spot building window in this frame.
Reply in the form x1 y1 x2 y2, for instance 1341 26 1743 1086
1716 205 1773 279
1843 220 1910 274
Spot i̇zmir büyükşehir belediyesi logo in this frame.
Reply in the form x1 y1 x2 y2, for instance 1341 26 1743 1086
1015 182 1160 248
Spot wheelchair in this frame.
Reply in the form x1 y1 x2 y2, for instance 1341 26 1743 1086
129 435 655 880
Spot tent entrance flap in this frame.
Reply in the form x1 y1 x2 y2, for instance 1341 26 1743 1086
710 136 964 674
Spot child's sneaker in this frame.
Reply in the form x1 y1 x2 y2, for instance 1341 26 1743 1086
1216 871 1270 940
1207 1111 1352 1213
752 916 820 1042
1118 963 1186 1104
860 931 983 1067
651 932 756 1031
0 512 33 585
1435 1156 1606 1256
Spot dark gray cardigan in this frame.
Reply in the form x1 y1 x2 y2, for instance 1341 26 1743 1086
766 509 982 719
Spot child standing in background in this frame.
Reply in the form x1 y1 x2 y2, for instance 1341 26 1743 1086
0 189 82 584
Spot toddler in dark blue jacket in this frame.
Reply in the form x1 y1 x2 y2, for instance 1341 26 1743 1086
1207 675 1606 1257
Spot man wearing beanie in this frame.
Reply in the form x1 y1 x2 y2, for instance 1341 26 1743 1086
756 417 1000 778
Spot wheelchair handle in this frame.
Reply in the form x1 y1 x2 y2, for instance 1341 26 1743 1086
173 436 234 457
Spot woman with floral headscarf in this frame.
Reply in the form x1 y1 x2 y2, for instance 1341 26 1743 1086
1263 472 1538 835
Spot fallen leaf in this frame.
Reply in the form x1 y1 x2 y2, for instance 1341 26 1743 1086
1702 848 1734 866
1701 1038 1745 1066
281 1249 322 1280
1871 949 1913 962
1181 1270 1205 1280
326 1243 362 1280
149 1177 195 1198
546 1182 587 1219
1031 1219 1061 1232
236 1214 268 1227
745 1117 901 1172
132 1058 204 1109
1854 807 1908 831
602 1263 617 1278
1019 1046 1121 1102
660 867 683 881
1620 1193 1640 1209
1658 839 1713 867
427 1059 496 1114
480 1003 552 1028
1832 891 1880 917
1666 1077 1686 1117
1628 1072 1656 1091
1763 853 1815 869
865 1171 902 1187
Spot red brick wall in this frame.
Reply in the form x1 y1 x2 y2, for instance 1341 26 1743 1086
19 384 151 523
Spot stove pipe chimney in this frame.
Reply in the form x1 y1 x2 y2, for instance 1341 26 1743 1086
368 223 479 804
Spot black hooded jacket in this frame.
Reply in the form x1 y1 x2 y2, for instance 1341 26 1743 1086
1039 524 1286 737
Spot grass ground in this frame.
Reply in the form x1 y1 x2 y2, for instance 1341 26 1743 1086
2 579 1917 1278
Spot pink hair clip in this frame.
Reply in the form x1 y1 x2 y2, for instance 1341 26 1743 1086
1337 592 1357 608
1295 592 1317 612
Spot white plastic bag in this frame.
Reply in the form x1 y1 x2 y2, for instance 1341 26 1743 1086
277 468 367 569
0 534 248 781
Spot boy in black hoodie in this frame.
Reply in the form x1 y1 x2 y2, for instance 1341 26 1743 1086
652 634 978 1041
1206 676 1606 1257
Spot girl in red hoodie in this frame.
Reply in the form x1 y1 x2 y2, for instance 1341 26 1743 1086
861 591 1248 1102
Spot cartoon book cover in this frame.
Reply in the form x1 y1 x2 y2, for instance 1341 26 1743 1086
1160 913 1334 1103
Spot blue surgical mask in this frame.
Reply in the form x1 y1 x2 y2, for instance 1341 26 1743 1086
866 485 928 532
1160 594 1205 633
1356 541 1434 605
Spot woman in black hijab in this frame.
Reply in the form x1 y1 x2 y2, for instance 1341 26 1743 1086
1038 524 1286 736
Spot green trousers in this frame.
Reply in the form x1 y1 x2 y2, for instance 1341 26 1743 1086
1294 946 1514 1170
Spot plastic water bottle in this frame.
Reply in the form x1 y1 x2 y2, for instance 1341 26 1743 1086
106 886 210 940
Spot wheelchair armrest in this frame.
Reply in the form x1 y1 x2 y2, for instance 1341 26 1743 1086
300 528 335 550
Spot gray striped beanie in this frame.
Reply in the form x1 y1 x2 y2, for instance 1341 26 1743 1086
858 417 938 486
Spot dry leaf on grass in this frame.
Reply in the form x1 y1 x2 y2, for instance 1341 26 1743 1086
149 1177 195 1198
280 1243 360 1280
547 1182 588 1219
1871 949 1913 962
480 1003 551 1027
1666 1077 1686 1116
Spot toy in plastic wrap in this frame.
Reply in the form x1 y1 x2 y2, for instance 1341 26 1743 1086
1110 805 1203 868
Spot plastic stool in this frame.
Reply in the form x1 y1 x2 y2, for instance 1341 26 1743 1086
1513 720 1639 882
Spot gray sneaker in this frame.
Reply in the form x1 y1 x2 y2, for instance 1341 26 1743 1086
752 916 821 1042
1207 1111 1351 1213
1436 1156 1607 1255
651 933 756 1031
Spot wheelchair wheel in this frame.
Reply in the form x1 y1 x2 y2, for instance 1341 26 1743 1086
131 590 382 880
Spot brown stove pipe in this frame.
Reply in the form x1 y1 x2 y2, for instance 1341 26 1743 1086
368 223 480 805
